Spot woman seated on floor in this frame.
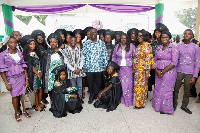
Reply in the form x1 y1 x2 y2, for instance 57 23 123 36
49 65 83 118
94 61 122 112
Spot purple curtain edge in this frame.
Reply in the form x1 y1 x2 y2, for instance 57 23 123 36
89 4 155 13
12 4 155 14
12 4 86 14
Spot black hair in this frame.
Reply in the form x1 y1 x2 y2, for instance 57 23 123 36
139 29 150 42
9 36 17 41
55 70 67 83
90 28 97 32
161 31 172 39
70 36 77 39
117 33 130 52
23 39 41 62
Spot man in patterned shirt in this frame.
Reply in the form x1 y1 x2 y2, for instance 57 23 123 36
174 29 200 114
83 28 108 104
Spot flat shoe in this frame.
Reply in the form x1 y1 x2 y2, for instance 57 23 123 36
181 107 192 114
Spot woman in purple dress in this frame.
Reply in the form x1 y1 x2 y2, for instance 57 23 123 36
112 33 135 107
152 31 179 114
0 36 30 122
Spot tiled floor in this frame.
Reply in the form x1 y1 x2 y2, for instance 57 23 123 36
0 85 200 133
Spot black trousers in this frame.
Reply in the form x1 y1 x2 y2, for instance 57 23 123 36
190 72 200 98
87 72 102 100
148 69 155 91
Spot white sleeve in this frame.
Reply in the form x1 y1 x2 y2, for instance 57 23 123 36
64 58 75 71
79 54 84 69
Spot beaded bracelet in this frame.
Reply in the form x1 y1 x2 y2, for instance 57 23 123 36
6 82 10 87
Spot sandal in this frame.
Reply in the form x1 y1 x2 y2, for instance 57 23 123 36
35 106 45 112
42 99 49 104
15 113 22 122
39 103 47 108
23 112 31 118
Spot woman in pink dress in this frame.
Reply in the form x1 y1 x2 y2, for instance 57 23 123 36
0 36 30 122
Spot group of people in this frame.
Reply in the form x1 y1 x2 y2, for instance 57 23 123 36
0 23 200 122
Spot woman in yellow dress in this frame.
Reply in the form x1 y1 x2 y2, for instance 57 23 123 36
133 29 155 109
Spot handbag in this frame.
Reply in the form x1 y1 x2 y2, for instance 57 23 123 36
21 87 36 109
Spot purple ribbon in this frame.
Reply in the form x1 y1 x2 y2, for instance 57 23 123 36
89 4 155 13
12 4 86 14
12 4 154 14
4 18 14 29
155 14 163 26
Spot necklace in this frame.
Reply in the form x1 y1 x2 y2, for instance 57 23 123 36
121 45 126 51
8 49 17 54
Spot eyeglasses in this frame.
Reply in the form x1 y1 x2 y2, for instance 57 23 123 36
13 34 21 37
138 35 143 38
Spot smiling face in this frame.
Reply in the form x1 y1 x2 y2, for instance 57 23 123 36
70 37 77 47
137 32 144 44
131 34 136 42
50 38 58 49
121 35 127 44
60 34 65 42
87 31 91 40
105 35 111 43
12 31 21 43
155 31 161 40
107 66 114 75
7 38 17 50
60 71 66 81
161 34 170 45
29 40 36 52
37 35 44 44
66 35 71 44
75 34 81 43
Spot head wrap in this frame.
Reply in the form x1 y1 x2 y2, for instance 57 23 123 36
127 28 139 37
51 65 67 74
20 35 35 48
104 29 115 40
108 61 120 70
47 33 63 48
73 29 85 40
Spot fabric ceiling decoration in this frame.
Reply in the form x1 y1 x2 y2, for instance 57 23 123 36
12 4 86 14
12 4 155 14
89 4 155 13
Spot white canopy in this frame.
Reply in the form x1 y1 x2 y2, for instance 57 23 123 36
0 0 197 6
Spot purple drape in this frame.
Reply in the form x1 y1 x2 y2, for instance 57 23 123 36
12 4 155 14
12 4 86 14
89 4 155 13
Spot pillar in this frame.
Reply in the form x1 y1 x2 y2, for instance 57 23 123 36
2 4 14 35
195 0 200 40
155 3 164 27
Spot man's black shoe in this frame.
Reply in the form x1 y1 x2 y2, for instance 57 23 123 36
160 111 166 114
81 99 84 104
181 107 192 114
173 105 177 111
